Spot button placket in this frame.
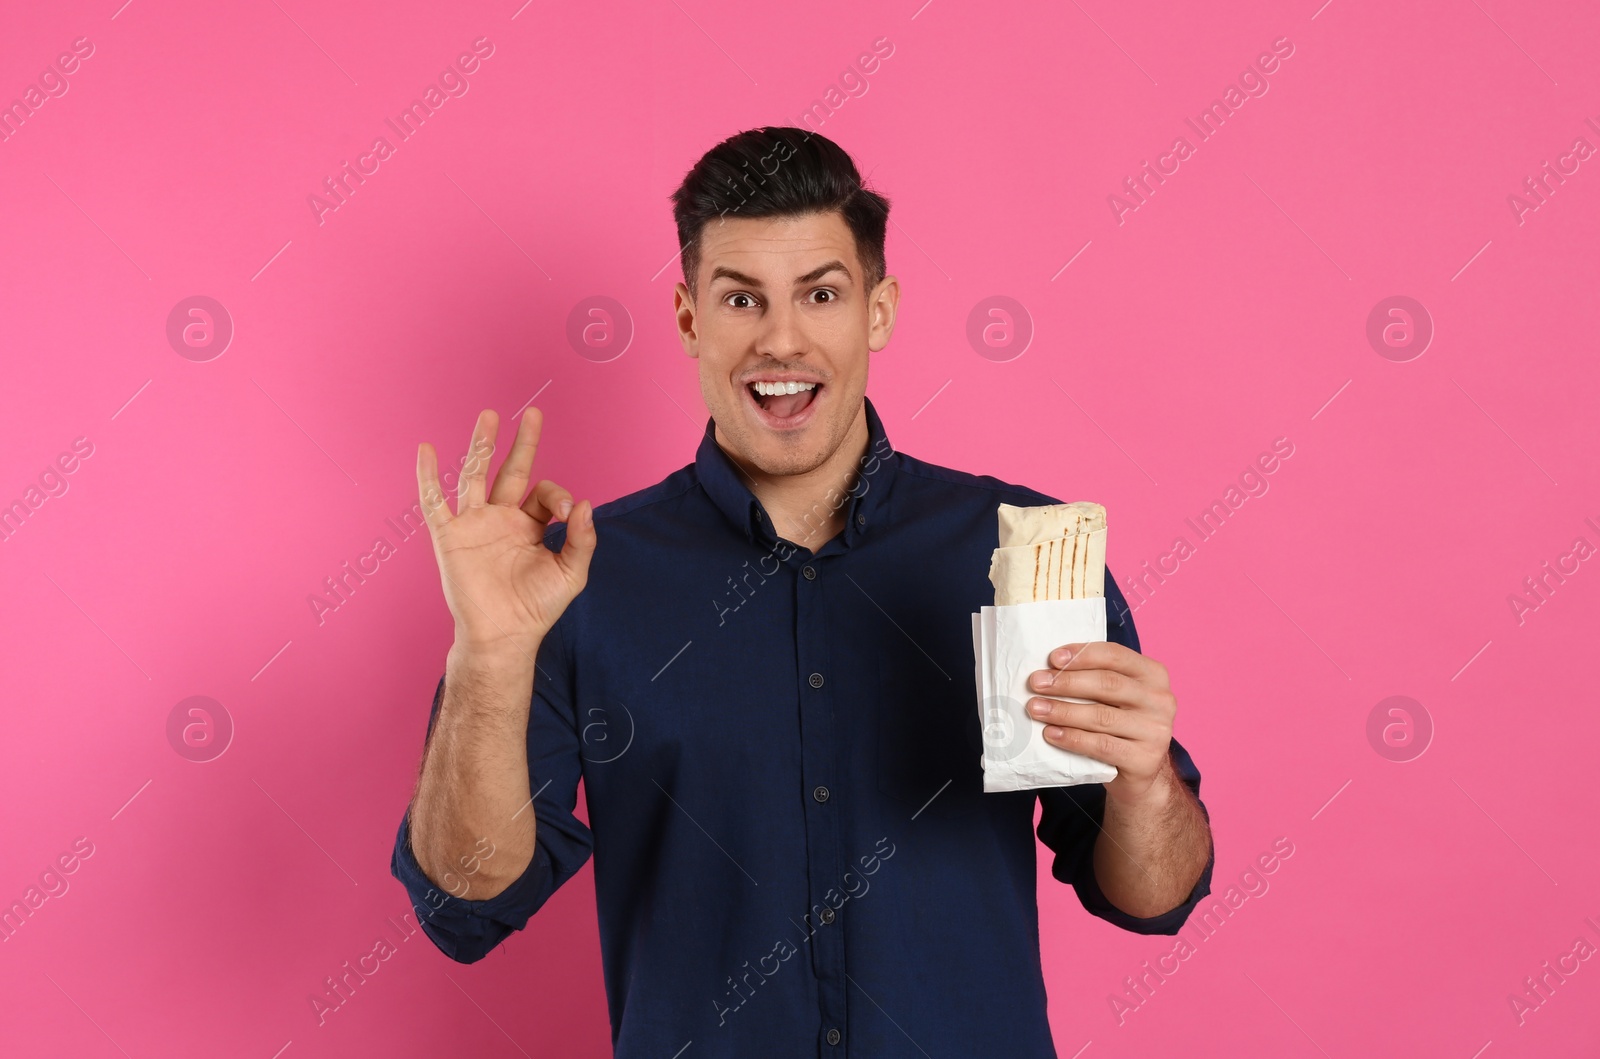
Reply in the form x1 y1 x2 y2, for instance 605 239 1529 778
795 551 846 1042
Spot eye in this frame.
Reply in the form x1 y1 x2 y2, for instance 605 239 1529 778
724 292 758 309
808 288 839 304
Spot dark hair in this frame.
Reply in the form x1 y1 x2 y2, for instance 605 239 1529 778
670 127 890 297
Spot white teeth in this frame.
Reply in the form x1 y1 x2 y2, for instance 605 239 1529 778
751 380 818 396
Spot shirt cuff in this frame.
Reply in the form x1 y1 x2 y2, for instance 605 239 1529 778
389 812 556 962
1071 811 1216 936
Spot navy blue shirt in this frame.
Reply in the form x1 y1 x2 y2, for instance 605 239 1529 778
390 396 1213 1058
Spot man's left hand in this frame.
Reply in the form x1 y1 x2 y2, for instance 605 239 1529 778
1027 641 1177 806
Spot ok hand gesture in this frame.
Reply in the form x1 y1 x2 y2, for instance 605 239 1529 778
417 407 596 659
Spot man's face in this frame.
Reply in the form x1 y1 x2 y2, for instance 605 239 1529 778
674 210 898 477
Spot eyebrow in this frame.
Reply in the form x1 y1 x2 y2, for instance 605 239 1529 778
707 259 853 289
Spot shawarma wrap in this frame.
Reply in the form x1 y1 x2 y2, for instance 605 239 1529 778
987 502 1107 605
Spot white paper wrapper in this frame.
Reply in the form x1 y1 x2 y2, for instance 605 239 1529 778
971 597 1118 792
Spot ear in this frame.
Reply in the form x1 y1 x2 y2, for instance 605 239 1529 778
673 280 700 360
866 274 900 353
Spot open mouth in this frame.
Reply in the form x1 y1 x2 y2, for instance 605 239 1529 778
745 378 822 427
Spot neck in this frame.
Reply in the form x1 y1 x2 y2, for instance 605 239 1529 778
717 404 870 552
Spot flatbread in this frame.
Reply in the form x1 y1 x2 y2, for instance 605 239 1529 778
988 528 1106 604
996 501 1106 548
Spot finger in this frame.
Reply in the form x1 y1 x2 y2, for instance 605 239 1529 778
554 499 597 589
416 442 453 533
1041 725 1141 768
457 409 499 511
520 479 575 531
1027 664 1167 712
1027 696 1160 739
489 406 542 507
1049 642 1167 684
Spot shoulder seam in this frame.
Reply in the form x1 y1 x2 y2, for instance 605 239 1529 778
593 470 701 520
893 455 1061 504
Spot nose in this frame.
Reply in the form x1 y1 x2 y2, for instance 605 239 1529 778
754 298 807 362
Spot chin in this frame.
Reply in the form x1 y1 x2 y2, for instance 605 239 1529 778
744 443 831 478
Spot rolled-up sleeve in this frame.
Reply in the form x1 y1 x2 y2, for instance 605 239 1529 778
389 617 594 963
1033 569 1216 935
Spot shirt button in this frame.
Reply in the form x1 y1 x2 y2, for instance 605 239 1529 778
820 907 837 925
856 514 866 526
802 565 817 580
813 785 830 803
809 672 824 688
826 1028 842 1046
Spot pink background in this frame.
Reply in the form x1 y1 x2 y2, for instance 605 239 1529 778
3 0 1598 1055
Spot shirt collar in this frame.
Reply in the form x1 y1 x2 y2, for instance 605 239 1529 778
695 395 898 553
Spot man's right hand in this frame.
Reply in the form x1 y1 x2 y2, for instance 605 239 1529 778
417 407 596 661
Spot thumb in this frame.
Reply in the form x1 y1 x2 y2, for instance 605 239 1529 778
556 499 597 588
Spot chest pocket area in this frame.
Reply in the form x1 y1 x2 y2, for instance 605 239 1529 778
875 650 983 808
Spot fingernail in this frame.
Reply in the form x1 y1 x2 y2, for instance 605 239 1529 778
1029 700 1049 717
1031 671 1053 688
1044 726 1064 740
1053 647 1074 666
558 499 573 519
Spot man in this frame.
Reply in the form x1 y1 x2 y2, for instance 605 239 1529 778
391 127 1214 1057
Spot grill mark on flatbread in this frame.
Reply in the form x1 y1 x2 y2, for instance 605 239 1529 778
1070 533 1079 597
